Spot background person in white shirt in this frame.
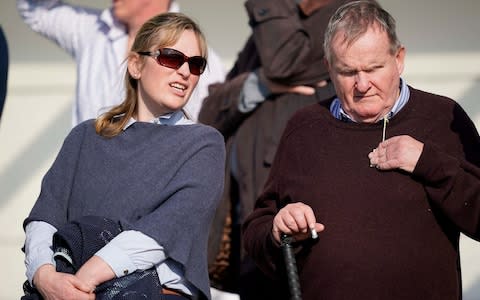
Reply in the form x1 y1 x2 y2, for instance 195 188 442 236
17 0 226 125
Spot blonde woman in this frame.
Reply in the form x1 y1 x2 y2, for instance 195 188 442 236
22 13 225 300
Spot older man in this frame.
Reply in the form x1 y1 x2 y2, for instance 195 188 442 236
242 1 480 299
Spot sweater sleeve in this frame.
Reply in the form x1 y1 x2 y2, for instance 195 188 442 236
244 0 337 85
197 35 261 139
241 185 286 279
413 143 480 240
198 72 252 138
412 101 480 240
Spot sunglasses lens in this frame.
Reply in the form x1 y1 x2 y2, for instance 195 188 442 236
158 51 184 70
188 57 207 75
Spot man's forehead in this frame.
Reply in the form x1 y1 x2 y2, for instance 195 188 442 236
332 25 388 51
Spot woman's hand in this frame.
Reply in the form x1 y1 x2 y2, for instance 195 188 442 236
33 264 95 300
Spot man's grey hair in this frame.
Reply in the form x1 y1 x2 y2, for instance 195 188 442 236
323 0 402 63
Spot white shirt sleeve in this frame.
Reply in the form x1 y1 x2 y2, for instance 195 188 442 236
24 222 191 293
96 231 195 296
24 222 168 280
239 70 272 113
17 0 101 57
95 230 168 278
24 221 57 284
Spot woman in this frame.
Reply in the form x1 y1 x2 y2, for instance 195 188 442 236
22 13 225 300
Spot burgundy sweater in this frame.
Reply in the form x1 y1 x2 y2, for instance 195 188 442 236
242 87 480 300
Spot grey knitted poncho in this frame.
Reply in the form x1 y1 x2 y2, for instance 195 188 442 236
25 120 226 299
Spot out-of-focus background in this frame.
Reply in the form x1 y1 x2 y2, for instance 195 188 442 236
1 1 479 299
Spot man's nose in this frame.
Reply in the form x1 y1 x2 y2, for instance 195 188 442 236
354 72 370 92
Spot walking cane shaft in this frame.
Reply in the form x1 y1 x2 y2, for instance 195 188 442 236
281 234 302 300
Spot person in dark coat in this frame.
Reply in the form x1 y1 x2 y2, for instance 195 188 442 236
198 0 359 298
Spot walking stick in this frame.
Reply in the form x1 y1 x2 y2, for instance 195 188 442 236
281 233 302 300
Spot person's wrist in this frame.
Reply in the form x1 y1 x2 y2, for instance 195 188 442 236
76 255 115 288
76 264 103 290
33 264 55 287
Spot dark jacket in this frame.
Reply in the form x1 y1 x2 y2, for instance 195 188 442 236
22 216 162 300
199 0 353 297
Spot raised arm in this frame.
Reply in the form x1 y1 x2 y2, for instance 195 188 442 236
17 0 101 57
245 0 338 85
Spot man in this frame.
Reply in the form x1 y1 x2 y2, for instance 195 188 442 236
199 0 356 298
242 1 480 299
17 0 225 125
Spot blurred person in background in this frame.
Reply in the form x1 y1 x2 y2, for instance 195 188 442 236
199 0 360 298
0 25 8 122
17 0 225 126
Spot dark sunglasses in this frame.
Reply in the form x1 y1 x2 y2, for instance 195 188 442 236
137 48 207 75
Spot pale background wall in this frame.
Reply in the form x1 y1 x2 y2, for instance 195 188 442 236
1 1 479 299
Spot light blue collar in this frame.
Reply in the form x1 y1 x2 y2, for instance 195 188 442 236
122 110 193 130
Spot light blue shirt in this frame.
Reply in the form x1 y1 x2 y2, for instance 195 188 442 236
238 70 271 113
24 110 198 298
123 110 194 129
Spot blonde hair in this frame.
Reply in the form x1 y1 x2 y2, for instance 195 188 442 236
95 12 208 137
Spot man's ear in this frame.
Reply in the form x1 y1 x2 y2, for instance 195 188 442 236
127 54 142 79
395 46 406 75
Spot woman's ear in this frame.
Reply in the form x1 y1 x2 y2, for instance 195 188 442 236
127 54 142 79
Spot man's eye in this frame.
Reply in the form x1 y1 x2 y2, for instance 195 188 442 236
339 70 356 76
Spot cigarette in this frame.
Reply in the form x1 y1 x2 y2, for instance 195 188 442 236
310 228 318 239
